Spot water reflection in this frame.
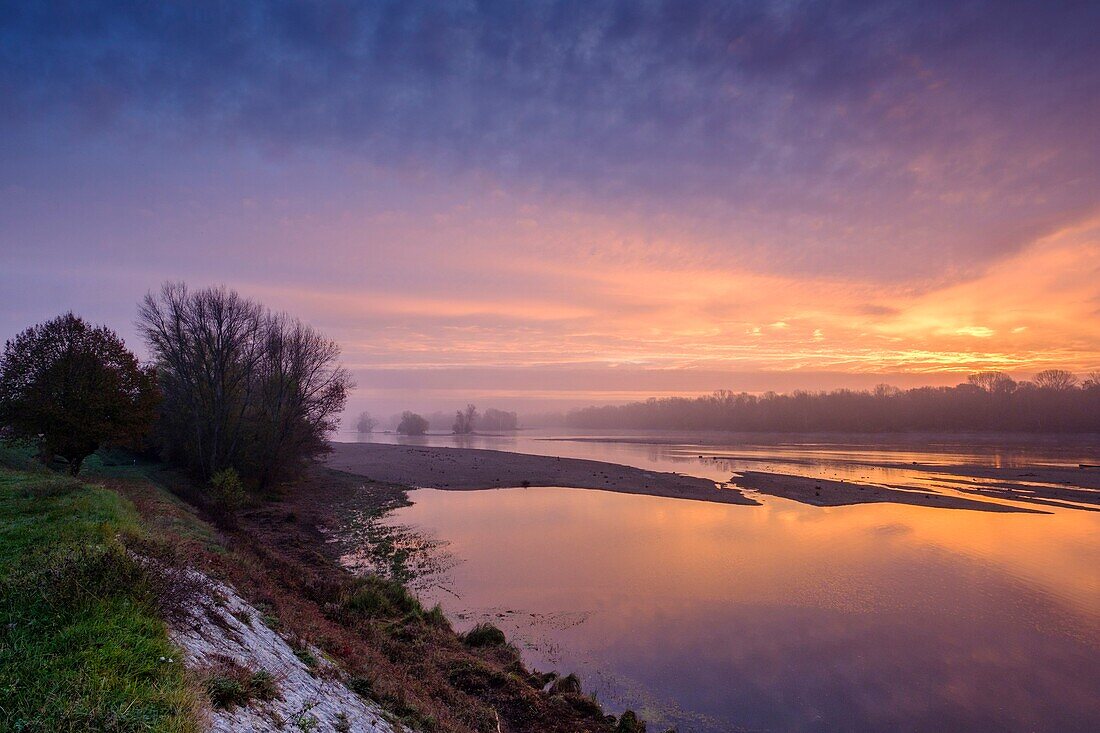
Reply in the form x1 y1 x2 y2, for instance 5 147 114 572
384 487 1100 732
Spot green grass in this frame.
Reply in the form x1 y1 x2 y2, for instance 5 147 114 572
0 451 200 732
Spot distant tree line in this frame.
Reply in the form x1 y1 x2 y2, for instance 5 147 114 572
386 405 519 435
567 370 1100 433
0 283 351 499
480 407 518 431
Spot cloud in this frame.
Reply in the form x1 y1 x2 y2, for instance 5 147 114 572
2 1 1099 279
1 1 1098 409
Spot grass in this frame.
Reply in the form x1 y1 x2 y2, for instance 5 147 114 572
201 657 279 710
462 623 508 649
0 448 201 733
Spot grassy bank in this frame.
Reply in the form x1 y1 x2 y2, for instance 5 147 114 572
0 449 200 733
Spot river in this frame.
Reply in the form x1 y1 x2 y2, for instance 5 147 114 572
345 430 1100 732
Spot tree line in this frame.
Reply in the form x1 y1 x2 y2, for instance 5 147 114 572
0 283 351 498
355 406 519 435
567 370 1100 433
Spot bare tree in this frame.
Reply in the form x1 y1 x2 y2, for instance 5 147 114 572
480 408 518 431
967 371 1017 394
138 282 265 478
139 282 351 489
356 411 377 433
246 314 351 489
453 403 478 434
1033 369 1078 391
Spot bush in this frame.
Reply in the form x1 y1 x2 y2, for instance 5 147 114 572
396 411 429 435
206 675 248 709
209 468 246 522
549 673 582 695
616 710 646 732
462 622 507 648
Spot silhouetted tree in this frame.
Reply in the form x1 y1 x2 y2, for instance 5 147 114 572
453 403 478 434
245 313 351 489
968 371 1017 394
139 282 350 489
397 411 429 435
0 313 156 474
356 411 377 433
480 407 518 431
1033 369 1078 391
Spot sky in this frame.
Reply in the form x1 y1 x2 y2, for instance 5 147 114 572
2 1 1099 417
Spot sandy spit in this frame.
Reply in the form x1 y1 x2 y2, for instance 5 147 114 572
326 442 758 505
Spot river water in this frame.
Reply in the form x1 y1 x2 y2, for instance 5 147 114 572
347 430 1100 732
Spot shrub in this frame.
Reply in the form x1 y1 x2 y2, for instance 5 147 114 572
249 670 279 701
396 411 429 435
549 673 582 695
347 676 374 698
294 647 320 669
209 468 246 522
462 622 507 648
207 675 248 709
616 710 646 732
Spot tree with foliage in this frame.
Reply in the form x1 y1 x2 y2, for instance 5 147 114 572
138 282 351 489
356 411 377 433
0 313 156 474
396 411 429 435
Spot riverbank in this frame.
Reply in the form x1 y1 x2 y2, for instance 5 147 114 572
0 446 647 733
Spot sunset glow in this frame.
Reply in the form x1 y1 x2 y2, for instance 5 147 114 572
2 2 1098 412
